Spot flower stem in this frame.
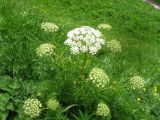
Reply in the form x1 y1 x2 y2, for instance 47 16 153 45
80 54 88 80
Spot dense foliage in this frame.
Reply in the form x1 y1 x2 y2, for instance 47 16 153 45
155 0 160 4
0 0 160 120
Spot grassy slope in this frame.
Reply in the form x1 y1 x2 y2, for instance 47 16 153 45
0 0 160 119
5 0 159 79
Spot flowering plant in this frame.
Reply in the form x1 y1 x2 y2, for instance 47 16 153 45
107 39 121 53
23 98 42 118
41 22 59 33
64 26 105 55
88 68 109 89
97 23 112 30
36 43 55 57
96 102 110 117
130 76 145 90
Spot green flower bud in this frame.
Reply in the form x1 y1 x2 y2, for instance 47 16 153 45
96 102 110 117
36 43 55 57
130 76 145 90
23 98 42 118
98 23 112 31
47 98 60 110
41 22 59 33
107 39 121 53
89 68 109 89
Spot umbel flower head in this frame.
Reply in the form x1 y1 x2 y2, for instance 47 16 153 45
47 98 60 110
107 39 121 53
130 76 145 90
97 23 112 30
41 22 59 32
36 43 55 57
64 26 105 55
88 68 109 89
23 98 42 118
96 102 110 117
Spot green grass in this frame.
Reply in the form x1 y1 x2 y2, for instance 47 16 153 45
155 0 160 3
0 0 160 120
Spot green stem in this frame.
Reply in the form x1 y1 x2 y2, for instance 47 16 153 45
80 54 88 80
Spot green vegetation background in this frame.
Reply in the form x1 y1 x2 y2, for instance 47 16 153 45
0 0 160 120
156 0 160 3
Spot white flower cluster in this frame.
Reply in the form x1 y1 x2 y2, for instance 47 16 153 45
41 22 59 32
88 68 109 89
23 98 42 118
64 26 105 55
36 43 55 57
98 23 112 30
96 102 110 117
130 76 145 90
47 98 60 110
107 39 121 53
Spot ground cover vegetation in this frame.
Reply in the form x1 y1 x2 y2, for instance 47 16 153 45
0 0 160 120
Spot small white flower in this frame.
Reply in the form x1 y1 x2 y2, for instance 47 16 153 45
74 30 80 35
94 30 102 37
64 39 73 46
77 41 82 47
89 46 98 55
75 36 81 41
90 36 96 43
64 26 105 55
79 35 84 40
71 46 79 54
96 38 105 45
81 29 87 34
67 31 74 38
80 46 88 53
95 43 101 50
